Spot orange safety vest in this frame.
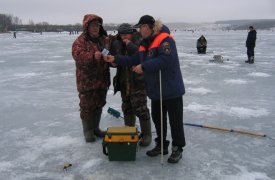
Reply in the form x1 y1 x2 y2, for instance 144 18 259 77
139 32 175 52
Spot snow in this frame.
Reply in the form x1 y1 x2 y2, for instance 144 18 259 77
247 72 271 77
187 87 215 95
224 79 249 84
0 30 275 180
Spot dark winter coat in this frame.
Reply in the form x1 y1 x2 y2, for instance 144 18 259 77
246 30 257 48
114 21 185 100
72 14 111 93
110 33 145 95
197 36 207 48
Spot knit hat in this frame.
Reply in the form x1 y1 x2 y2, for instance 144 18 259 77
118 23 135 34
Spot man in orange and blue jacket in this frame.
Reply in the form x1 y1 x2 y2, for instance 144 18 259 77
104 15 186 163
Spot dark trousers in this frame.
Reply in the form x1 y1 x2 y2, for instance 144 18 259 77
197 47 206 54
151 96 186 148
247 47 255 59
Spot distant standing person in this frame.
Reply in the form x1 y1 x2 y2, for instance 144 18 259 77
197 35 207 54
245 26 257 64
13 31 16 38
72 14 110 142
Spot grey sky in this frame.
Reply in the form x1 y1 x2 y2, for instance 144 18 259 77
1 0 275 25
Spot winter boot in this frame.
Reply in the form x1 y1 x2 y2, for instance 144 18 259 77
167 146 183 163
138 120 152 147
82 120 96 142
249 56 254 64
146 140 169 157
124 114 136 127
245 56 250 63
93 109 106 138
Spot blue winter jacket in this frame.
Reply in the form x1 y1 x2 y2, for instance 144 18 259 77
114 25 185 100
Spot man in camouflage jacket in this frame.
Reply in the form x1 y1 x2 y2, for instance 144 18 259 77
72 14 110 142
110 23 152 146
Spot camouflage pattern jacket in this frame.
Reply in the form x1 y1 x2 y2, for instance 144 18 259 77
72 14 111 93
110 33 146 95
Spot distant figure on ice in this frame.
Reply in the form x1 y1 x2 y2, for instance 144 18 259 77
245 26 257 64
197 35 207 54
72 14 110 142
13 31 16 38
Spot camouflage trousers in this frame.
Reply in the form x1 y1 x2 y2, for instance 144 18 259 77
120 88 150 123
79 89 107 121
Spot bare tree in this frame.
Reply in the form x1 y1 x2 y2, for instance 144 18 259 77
0 14 12 32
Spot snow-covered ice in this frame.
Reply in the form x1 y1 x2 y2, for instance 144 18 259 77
0 30 275 180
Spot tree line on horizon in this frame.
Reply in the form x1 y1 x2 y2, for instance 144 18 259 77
0 13 118 33
1 14 275 33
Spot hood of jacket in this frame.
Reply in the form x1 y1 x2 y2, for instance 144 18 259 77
140 19 171 49
152 19 170 36
82 14 107 36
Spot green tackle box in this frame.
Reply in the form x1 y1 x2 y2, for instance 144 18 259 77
102 126 139 161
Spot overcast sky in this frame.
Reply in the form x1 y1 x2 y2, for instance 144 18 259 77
1 0 275 25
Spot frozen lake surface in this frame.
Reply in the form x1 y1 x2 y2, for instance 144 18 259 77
0 30 275 180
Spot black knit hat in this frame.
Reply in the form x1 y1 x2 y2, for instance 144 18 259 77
118 23 135 34
134 15 155 27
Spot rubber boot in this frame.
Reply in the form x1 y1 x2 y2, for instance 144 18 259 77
138 120 152 147
245 55 250 63
249 56 254 64
146 140 170 157
124 114 136 127
82 120 96 142
93 109 106 138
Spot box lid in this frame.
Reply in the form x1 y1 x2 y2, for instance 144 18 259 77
104 126 139 142
107 126 137 135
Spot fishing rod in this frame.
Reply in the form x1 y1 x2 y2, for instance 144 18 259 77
184 123 267 138
107 107 275 141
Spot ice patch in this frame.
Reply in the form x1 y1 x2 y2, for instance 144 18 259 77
40 136 79 150
33 121 62 127
185 103 214 116
81 159 102 170
0 161 13 172
64 59 74 63
224 79 248 84
185 79 202 85
185 102 269 118
228 107 269 119
247 72 271 77
224 172 272 180
60 72 73 77
187 87 214 95
13 72 41 78
49 55 63 58
223 165 272 180
0 60 5 63
107 89 114 95
30 60 58 64
220 64 239 69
